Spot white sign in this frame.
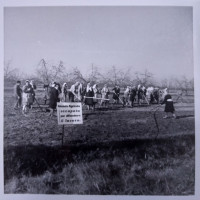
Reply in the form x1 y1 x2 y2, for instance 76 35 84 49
57 102 83 125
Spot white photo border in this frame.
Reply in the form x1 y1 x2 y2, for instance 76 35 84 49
0 0 200 200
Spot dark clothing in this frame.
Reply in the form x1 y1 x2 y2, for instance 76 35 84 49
48 87 59 109
161 94 175 113
130 88 137 107
14 84 22 97
23 85 35 94
68 91 75 102
57 83 61 94
150 89 159 104
112 87 120 100
14 84 22 108
129 88 137 101
143 88 147 97
137 88 143 100
153 90 159 103
137 88 144 104
150 93 154 104
84 88 94 105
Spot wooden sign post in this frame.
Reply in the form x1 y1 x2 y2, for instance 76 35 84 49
57 102 83 146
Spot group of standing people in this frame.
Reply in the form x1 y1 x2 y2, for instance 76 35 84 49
13 80 176 119
46 81 111 115
14 80 36 115
59 82 111 110
122 85 148 107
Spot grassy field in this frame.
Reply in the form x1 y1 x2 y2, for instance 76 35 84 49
4 88 195 195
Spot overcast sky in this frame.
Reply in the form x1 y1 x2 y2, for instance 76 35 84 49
4 6 193 80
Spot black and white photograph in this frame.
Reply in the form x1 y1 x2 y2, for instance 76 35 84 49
1 0 200 199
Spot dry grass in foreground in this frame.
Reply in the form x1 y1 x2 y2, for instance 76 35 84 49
4 135 195 195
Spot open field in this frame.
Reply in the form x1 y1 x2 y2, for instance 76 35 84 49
4 88 195 195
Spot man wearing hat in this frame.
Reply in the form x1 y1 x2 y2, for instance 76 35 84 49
22 80 35 115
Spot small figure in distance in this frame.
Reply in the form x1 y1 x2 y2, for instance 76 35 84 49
93 84 99 107
22 80 35 116
14 80 22 110
112 85 120 104
84 82 94 110
30 80 37 109
61 82 68 102
48 82 59 117
129 86 137 107
69 82 80 102
161 88 177 119
123 86 130 107
100 84 110 107
137 84 144 106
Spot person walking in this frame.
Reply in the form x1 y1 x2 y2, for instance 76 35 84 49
161 89 176 119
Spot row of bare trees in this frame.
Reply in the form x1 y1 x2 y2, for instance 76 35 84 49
4 60 20 82
4 59 194 93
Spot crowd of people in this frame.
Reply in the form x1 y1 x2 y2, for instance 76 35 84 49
13 80 176 118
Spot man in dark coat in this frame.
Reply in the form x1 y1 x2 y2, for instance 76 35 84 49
129 86 137 107
153 88 160 104
14 80 22 109
112 85 120 104
48 82 59 117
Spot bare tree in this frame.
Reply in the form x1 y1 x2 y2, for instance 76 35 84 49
71 67 88 83
87 64 103 83
135 69 154 86
51 61 66 81
36 59 67 84
174 76 193 95
189 77 194 91
104 66 132 87
4 60 20 82
37 59 51 84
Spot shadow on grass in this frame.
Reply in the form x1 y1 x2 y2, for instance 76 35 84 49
4 134 194 182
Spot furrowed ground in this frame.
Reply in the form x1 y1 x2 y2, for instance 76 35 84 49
4 88 195 195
